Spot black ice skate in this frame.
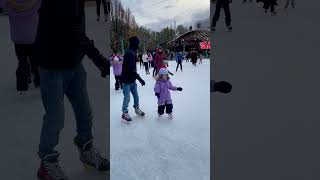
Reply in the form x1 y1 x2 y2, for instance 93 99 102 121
74 137 110 172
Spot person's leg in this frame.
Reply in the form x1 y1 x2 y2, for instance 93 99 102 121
96 0 101 19
115 75 120 90
292 0 295 8
176 62 179 71
165 103 173 114
158 105 165 115
144 62 148 74
14 44 30 92
64 64 93 143
29 44 40 86
130 82 139 109
270 1 275 13
224 2 232 28
102 0 108 15
122 83 131 113
180 62 183 71
38 68 65 159
211 1 222 29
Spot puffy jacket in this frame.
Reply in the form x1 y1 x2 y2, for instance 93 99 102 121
154 78 177 106
121 36 142 84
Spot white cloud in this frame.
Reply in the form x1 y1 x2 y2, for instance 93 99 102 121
121 0 210 31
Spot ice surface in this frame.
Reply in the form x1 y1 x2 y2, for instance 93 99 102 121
110 60 210 180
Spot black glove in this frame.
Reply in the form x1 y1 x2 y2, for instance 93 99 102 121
92 54 109 78
177 87 183 91
137 76 145 86
214 81 232 93
155 93 160 98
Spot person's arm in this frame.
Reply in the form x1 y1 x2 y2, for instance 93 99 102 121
6 0 38 13
168 81 178 91
71 25 109 77
154 82 161 98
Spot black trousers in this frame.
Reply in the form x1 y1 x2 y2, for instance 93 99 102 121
176 61 183 71
212 1 231 27
14 44 40 91
264 0 277 12
96 0 108 16
115 75 122 90
158 103 173 115
144 62 149 73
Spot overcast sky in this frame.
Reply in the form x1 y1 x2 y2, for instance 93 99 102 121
121 0 210 32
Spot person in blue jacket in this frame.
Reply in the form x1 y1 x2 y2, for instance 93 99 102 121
176 51 184 72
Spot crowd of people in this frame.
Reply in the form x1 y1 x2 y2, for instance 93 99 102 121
110 39 214 122
1 0 110 179
211 0 297 31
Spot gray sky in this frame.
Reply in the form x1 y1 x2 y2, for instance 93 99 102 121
121 0 210 31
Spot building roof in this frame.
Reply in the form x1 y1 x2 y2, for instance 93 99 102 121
167 28 210 46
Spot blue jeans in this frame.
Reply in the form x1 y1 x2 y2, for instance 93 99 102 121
122 82 139 113
38 63 93 159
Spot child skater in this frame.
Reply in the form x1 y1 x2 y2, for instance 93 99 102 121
154 68 182 119
159 60 174 76
111 54 122 90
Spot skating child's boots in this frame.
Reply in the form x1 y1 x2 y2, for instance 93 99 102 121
37 153 69 180
74 137 110 172
135 106 145 116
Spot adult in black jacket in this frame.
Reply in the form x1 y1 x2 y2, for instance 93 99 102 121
34 0 109 179
121 36 146 122
211 0 233 32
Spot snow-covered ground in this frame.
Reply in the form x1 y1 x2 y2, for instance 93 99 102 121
0 6 110 180
110 60 210 180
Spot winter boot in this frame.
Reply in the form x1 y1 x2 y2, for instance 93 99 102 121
74 137 110 172
135 107 145 116
37 153 68 180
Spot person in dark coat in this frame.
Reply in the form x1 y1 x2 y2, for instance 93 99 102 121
34 0 110 179
211 0 233 32
191 50 199 66
121 36 146 122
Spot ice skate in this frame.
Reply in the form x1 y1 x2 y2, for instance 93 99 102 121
96 16 100 21
211 26 216 32
135 107 145 116
104 14 108 22
37 154 68 180
122 112 132 123
168 113 173 119
74 138 110 172
227 25 233 32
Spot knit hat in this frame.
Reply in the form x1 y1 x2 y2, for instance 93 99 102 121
158 68 168 76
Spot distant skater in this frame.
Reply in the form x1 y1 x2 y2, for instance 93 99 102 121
211 0 233 32
263 0 277 15
284 0 295 9
176 51 183 72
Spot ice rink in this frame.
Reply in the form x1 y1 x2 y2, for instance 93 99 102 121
110 60 210 180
